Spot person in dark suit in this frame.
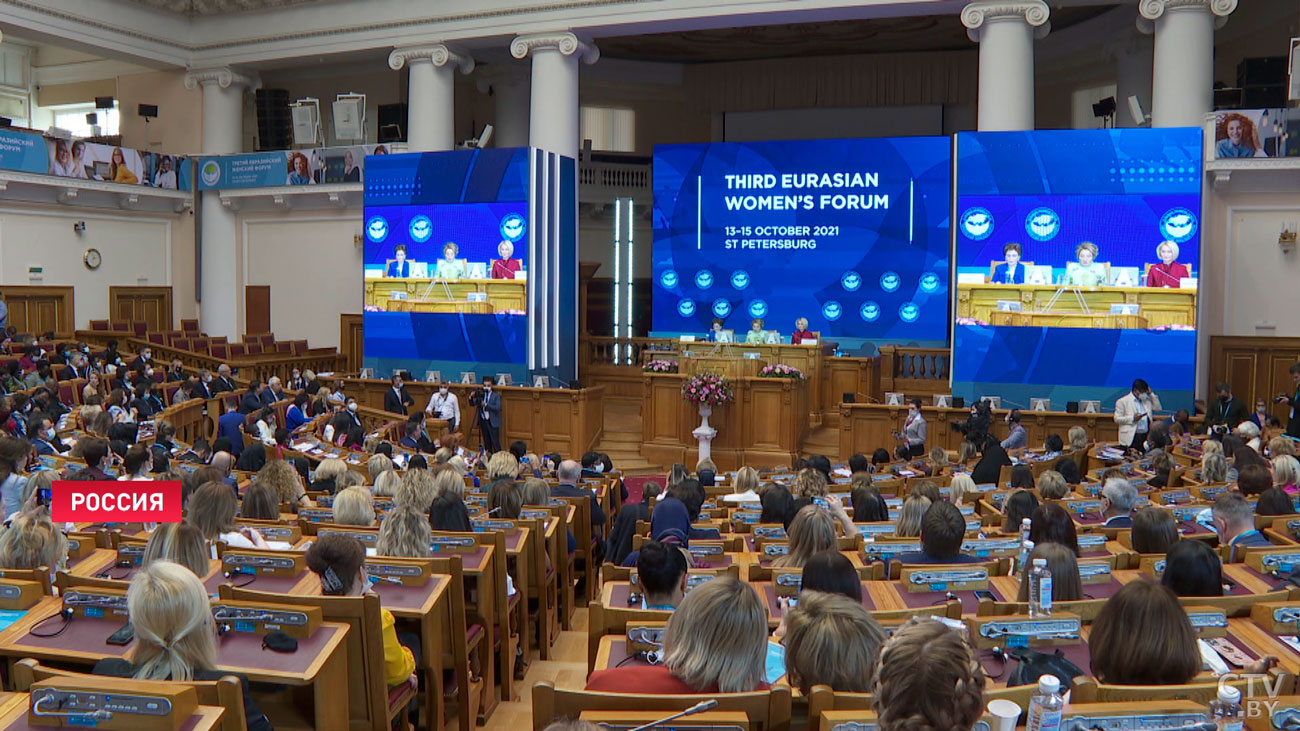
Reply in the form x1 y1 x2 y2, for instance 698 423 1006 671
128 346 155 373
386 245 411 278
261 377 283 406
383 373 414 416
129 384 162 419
192 370 214 400
551 459 606 536
1100 478 1137 528
1204 382 1250 433
217 404 246 458
399 417 434 452
894 501 984 565
59 352 89 381
1281 362 1300 439
212 365 237 393
468 375 502 453
166 359 186 382
239 381 265 415
28 415 65 455
991 242 1026 285
65 437 112 480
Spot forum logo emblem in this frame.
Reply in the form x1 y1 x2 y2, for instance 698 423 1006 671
1160 208 1198 243
499 213 526 242
748 300 768 319
660 270 680 289
919 272 942 293
677 299 696 317
822 300 843 322
712 299 732 318
960 207 993 240
695 270 715 290
859 301 881 322
409 215 433 243
366 216 389 243
1025 207 1061 241
899 302 921 323
730 270 751 290
200 160 221 187
880 271 901 293
841 271 863 292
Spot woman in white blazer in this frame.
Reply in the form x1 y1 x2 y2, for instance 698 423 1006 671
1114 378 1162 452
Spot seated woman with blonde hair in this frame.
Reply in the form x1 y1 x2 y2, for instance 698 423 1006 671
783 590 886 694
92 561 272 730
333 486 376 526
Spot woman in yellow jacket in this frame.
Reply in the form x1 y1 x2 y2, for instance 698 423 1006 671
306 533 417 688
110 147 138 184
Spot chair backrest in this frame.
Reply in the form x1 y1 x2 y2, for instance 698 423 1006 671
531 681 791 731
1070 673 1283 705
181 319 199 333
0 567 54 595
12 658 247 731
221 585 392 730
586 601 672 673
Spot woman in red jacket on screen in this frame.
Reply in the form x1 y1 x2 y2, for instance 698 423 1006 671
585 575 769 694
791 317 816 344
491 240 522 279
1147 240 1190 288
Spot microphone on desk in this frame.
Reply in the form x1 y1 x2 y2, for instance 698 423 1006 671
625 700 719 731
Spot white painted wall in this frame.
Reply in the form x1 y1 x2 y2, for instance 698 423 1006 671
0 207 174 326
241 211 363 349
1220 197 1300 337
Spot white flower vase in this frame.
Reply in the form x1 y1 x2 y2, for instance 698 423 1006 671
692 403 717 462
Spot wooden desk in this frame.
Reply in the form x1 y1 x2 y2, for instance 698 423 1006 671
988 311 1149 329
364 278 526 311
958 282 1196 327
0 597 349 729
388 300 496 315
0 692 227 730
839 403 1123 454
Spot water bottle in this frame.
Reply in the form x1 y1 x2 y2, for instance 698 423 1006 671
1210 685 1244 731
1029 558 1052 617
1016 517 1033 573
1026 674 1064 731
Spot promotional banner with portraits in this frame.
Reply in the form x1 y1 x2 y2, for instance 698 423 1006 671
197 143 390 190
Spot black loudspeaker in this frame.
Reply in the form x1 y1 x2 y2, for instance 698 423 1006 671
843 392 856 404
569 379 582 390
138 104 158 118
1237 57 1287 108
952 397 966 409
1066 401 1080 413
94 96 115 109
378 103 408 143
255 88 292 151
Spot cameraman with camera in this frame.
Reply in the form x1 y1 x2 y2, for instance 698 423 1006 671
468 375 503 453
1279 363 1300 439
1204 381 1249 433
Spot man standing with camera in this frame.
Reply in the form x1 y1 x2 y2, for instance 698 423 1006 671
469 375 503 453
1204 381 1249 433
1281 363 1300 439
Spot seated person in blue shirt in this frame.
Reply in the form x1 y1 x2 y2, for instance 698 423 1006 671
705 318 725 342
1212 492 1272 562
1000 409 1027 451
894 501 983 565
669 479 721 541
635 539 688 611
386 245 412 278
285 392 310 431
991 242 1026 284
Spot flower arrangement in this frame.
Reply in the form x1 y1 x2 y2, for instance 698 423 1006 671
758 363 806 380
681 372 734 407
642 360 679 374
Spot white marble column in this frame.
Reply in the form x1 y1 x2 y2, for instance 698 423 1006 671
510 32 598 158
1140 0 1237 128
184 67 253 341
961 1 1051 132
389 45 475 152
1114 33 1154 127
493 72 531 149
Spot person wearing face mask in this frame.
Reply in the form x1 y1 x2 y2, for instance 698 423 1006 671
28 416 65 456
130 347 155 373
344 399 362 428
193 369 213 400
1115 378 1162 454
59 352 88 381
101 340 125 370
212 364 237 393
166 359 185 382
383 373 414 416
1203 382 1249 434
287 368 305 392
468 376 503 453
894 398 926 460
424 384 460 433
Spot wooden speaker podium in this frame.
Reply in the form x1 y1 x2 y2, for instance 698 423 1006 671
680 353 766 379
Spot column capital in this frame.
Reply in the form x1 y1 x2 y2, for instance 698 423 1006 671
510 32 599 64
1138 0 1236 31
962 1 1050 42
388 44 475 75
183 67 256 91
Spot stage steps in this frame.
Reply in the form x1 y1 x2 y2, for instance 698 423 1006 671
595 398 660 474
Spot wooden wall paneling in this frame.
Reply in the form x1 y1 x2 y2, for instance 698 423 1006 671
1209 336 1300 426
339 314 364 373
108 286 173 332
245 286 271 336
2 286 75 336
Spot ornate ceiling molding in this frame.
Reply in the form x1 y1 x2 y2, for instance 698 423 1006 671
388 45 475 75
183 66 256 90
961 1 1051 42
510 32 599 64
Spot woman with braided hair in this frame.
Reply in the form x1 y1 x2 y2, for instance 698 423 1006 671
92 561 272 730
872 617 986 730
